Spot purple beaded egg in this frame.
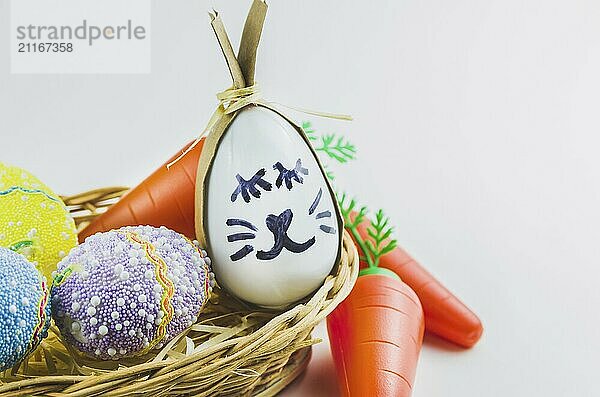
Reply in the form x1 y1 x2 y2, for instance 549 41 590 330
51 225 213 360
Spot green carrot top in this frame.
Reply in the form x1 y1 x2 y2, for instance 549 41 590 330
338 193 400 279
302 121 356 163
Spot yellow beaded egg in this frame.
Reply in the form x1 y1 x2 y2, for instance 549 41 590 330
0 162 77 280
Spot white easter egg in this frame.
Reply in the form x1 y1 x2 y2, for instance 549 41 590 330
205 106 341 307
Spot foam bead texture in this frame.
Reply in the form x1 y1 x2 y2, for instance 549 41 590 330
51 226 213 360
0 248 51 371
0 162 78 281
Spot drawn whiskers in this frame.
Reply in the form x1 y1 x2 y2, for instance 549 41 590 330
227 233 255 242
309 188 336 234
308 188 322 215
230 245 254 262
315 210 331 219
320 225 336 234
226 218 258 231
226 218 258 261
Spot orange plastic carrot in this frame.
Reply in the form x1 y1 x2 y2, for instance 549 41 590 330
328 204 424 397
327 272 424 397
350 211 483 348
79 139 205 242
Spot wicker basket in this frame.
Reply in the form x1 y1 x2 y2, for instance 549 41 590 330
0 187 358 397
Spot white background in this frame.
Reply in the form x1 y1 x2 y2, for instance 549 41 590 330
1 1 599 395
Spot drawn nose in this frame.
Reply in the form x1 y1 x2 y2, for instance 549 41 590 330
257 208 315 261
279 209 293 227
265 209 294 234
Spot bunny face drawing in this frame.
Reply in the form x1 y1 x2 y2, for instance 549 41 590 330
205 107 341 307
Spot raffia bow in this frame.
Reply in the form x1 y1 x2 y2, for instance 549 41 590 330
166 2 351 170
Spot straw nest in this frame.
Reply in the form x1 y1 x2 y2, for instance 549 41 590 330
0 187 358 397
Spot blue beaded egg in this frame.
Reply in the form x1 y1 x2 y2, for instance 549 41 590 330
0 247 51 371
51 226 213 360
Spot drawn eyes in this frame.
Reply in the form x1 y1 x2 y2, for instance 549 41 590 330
231 168 273 203
273 159 308 190
230 159 309 203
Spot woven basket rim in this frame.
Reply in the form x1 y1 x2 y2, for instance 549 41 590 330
0 187 358 397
